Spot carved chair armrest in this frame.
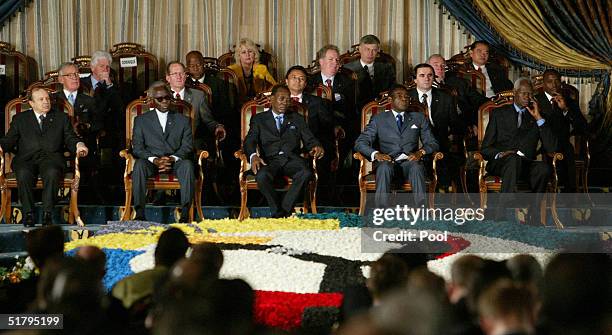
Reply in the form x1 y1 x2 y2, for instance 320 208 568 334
0 148 4 178
197 150 209 169
431 152 444 177
234 149 250 184
119 149 135 178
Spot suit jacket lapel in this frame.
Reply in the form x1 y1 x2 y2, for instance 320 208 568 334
430 89 440 124
265 111 280 136
164 112 175 140
29 110 43 135
183 88 192 104
148 109 165 137
42 110 55 134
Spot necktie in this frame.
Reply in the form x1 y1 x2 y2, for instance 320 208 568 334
68 93 75 106
291 97 300 103
396 113 404 130
175 92 181 100
325 79 332 88
39 114 45 131
421 93 428 107
518 109 524 128
275 115 283 130
477 66 483 73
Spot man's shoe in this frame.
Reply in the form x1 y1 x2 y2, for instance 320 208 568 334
42 212 53 226
23 213 35 227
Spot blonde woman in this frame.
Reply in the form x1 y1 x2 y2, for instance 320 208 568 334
227 38 276 103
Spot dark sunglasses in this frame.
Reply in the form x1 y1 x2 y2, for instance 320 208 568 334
155 96 171 102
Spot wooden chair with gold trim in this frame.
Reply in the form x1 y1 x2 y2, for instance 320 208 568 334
110 43 159 102
119 98 207 222
0 41 33 100
234 100 318 221
353 99 444 215
0 87 85 226
472 92 564 227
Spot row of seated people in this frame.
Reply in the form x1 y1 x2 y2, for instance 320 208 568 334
0 36 587 225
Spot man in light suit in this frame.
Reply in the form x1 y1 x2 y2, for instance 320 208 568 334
355 85 439 208
131 83 195 222
344 34 396 111
165 61 226 150
244 85 324 218
0 88 88 226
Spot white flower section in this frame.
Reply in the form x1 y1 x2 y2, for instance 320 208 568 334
267 228 389 262
129 244 156 273
220 249 326 293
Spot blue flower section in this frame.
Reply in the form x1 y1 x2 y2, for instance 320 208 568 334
66 248 145 291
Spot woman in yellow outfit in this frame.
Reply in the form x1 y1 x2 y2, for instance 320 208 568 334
228 38 276 104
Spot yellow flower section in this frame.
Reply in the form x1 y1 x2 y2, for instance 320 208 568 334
65 218 339 251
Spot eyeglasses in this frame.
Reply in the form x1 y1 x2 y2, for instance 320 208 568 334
155 96 171 102
61 73 80 79
168 72 186 78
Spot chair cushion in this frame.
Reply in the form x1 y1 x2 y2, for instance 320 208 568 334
484 175 502 184
245 173 292 188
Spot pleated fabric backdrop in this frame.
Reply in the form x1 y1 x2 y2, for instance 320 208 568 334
0 0 472 83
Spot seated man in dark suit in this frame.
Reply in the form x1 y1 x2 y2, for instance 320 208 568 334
355 85 439 208
0 88 88 226
244 85 324 218
131 83 195 222
535 69 587 192
482 78 558 220
469 41 513 98
408 63 465 191
307 44 357 185
343 34 396 111
285 65 335 180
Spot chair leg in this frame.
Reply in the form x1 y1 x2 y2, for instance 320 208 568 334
0 188 8 224
238 185 249 221
195 182 204 221
5 190 12 224
550 190 564 229
121 182 133 221
310 181 317 214
358 188 366 216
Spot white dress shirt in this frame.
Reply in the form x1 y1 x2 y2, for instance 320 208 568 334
148 109 180 164
360 60 375 78
473 63 495 98
416 88 434 126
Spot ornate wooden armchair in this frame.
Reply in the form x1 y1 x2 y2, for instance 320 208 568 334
110 43 159 102
353 100 444 215
234 100 318 220
119 98 207 222
0 87 84 226
472 92 564 227
218 44 279 81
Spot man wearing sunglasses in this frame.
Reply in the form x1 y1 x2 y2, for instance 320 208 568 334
131 82 195 222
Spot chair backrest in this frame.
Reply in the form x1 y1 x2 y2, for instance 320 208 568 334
239 100 308 143
125 98 195 149
447 45 510 77
0 41 31 99
308 84 332 101
4 87 74 173
218 44 278 81
110 43 159 101
476 91 514 150
531 74 580 101
185 78 213 105
339 43 397 71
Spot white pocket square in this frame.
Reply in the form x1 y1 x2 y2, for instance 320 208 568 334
411 124 418 129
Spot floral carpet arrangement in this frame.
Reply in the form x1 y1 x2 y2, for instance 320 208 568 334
63 213 602 330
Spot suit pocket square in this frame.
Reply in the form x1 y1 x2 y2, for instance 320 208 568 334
411 124 418 129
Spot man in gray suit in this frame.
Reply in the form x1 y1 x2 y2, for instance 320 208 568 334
166 61 226 150
131 83 195 222
344 35 396 111
355 85 439 208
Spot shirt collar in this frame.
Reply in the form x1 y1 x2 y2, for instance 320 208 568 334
360 60 374 68
290 93 303 101
271 110 284 118
391 110 405 118
416 88 432 97
172 88 185 99
197 75 205 83
544 91 555 102
513 103 526 113
63 89 77 99
321 73 334 84
91 76 99 89
472 63 486 71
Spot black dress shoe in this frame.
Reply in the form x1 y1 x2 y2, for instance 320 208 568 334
271 210 288 218
42 212 53 226
23 213 35 227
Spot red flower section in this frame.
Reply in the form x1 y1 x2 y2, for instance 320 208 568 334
436 235 471 259
254 291 343 330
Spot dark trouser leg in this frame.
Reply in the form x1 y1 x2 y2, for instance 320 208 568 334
255 162 282 215
529 161 551 193
374 161 394 208
39 160 63 213
495 154 522 193
174 159 195 210
281 158 312 213
15 165 38 214
398 160 426 206
132 159 157 217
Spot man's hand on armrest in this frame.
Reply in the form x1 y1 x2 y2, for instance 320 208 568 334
408 148 426 161
373 152 392 162
251 155 266 174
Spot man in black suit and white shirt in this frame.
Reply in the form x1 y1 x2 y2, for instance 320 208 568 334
355 85 439 207
534 69 587 192
469 41 513 98
0 87 88 226
131 83 195 222
344 34 396 110
409 63 464 190
245 85 324 218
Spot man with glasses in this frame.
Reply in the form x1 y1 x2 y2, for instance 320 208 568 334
131 82 195 222
166 61 225 151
